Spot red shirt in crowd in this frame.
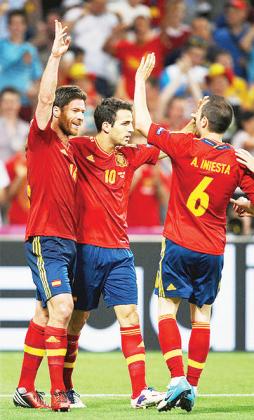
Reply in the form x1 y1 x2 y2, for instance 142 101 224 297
5 152 29 224
71 137 159 248
127 164 171 227
25 117 78 241
148 123 254 255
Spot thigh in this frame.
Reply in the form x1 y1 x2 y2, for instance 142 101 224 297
155 239 193 300
25 236 75 307
103 249 138 308
190 253 224 307
73 244 106 311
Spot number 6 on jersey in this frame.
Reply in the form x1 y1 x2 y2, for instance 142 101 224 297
186 176 214 217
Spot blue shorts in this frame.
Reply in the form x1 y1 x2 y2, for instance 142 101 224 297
73 244 138 311
154 238 224 307
25 236 76 307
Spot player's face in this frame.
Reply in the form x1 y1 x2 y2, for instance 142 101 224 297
109 109 134 146
194 100 209 135
58 99 86 136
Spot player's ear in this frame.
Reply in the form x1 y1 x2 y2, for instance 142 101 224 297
201 116 208 128
53 106 60 119
102 121 111 134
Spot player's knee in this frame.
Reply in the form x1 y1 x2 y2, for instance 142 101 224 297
48 295 74 326
115 305 139 327
33 312 49 327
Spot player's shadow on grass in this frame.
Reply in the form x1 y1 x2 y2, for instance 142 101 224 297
194 405 254 415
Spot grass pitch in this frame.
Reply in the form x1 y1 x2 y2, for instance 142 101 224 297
0 351 254 419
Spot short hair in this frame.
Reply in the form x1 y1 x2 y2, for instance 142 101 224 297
53 85 87 109
94 97 132 132
201 95 233 134
7 9 27 25
0 87 21 100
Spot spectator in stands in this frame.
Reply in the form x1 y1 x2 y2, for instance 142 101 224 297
70 0 119 96
232 111 254 153
127 135 170 228
0 87 29 161
0 9 42 120
240 23 254 84
0 159 10 227
108 0 151 27
161 0 191 66
5 150 28 225
213 0 251 78
158 96 189 131
159 36 207 100
191 16 218 61
104 14 171 99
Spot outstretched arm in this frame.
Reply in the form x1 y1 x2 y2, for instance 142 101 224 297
36 20 71 130
134 53 155 137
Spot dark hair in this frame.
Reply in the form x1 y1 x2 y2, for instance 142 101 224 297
0 87 21 99
201 95 233 133
53 85 87 108
7 9 27 25
94 97 132 132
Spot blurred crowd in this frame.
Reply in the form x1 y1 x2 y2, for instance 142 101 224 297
1 0 254 234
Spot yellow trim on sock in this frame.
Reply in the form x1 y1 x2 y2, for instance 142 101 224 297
24 344 46 357
126 353 145 366
46 348 67 357
163 349 182 361
188 358 205 369
64 362 75 368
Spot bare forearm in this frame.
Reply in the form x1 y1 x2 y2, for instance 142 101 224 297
38 54 61 104
134 80 152 137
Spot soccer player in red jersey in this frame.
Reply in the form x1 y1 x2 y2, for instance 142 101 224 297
13 21 86 412
63 97 165 409
231 149 254 216
134 53 254 412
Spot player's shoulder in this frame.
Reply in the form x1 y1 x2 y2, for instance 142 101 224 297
70 135 95 147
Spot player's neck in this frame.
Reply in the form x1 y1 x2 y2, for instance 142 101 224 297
51 122 69 145
201 132 223 144
95 133 114 154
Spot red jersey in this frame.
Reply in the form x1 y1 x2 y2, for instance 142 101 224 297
148 123 254 255
114 37 168 99
25 117 77 241
6 152 29 224
127 165 170 227
71 137 159 247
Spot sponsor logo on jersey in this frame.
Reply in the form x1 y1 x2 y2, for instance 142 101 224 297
167 283 176 291
86 154 95 162
46 336 60 343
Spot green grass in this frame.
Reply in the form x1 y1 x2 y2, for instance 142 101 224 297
0 351 254 419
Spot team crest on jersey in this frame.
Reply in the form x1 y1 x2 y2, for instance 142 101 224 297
115 152 127 167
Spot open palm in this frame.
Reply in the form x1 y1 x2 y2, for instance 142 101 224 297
51 20 71 58
135 53 155 83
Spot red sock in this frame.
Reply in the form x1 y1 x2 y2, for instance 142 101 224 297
158 314 184 378
44 325 67 394
187 321 210 386
120 325 147 399
63 334 79 391
18 320 45 391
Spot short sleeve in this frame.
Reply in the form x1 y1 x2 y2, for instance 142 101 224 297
123 144 159 169
27 116 53 150
147 123 195 160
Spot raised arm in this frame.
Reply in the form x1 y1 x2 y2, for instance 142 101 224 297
36 20 71 130
134 53 155 137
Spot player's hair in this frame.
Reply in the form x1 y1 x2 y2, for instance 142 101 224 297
94 97 132 132
201 95 233 134
53 86 87 109
7 9 28 25
0 87 21 99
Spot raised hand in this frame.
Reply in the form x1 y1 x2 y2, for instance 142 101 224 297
51 20 71 58
235 149 254 173
135 53 155 83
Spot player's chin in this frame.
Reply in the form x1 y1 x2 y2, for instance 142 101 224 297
70 127 79 136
